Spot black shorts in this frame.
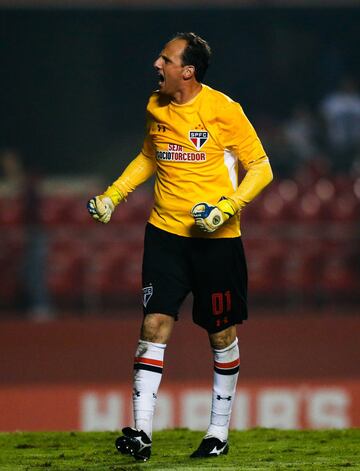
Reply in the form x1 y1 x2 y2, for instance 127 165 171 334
142 224 248 333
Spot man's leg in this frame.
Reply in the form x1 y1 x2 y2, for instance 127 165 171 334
207 324 239 440
115 313 174 461
133 313 174 436
191 324 239 458
116 224 190 461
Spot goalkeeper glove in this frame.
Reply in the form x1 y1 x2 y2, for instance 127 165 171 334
87 196 115 224
191 197 237 233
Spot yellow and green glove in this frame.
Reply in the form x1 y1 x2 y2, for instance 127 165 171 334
191 196 237 233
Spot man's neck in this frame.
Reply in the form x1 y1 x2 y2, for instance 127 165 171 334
172 82 203 105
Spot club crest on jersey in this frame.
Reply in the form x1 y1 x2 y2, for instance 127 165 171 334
189 130 208 150
142 284 153 308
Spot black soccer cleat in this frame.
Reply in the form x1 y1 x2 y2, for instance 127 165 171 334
190 436 229 458
115 427 152 461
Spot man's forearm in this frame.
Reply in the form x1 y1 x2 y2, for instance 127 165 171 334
229 156 273 211
103 152 156 205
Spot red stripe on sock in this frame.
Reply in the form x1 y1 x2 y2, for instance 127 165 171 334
214 358 240 369
134 357 163 367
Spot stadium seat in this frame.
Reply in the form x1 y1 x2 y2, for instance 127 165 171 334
68 196 95 226
260 191 287 222
294 191 324 222
85 238 143 308
240 198 262 222
245 239 285 300
328 194 359 222
321 244 360 301
38 197 70 226
0 197 24 226
46 236 87 305
0 229 25 306
282 243 325 301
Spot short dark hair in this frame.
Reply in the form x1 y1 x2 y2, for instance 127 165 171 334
172 32 211 82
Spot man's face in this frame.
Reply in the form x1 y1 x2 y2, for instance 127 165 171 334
153 39 188 97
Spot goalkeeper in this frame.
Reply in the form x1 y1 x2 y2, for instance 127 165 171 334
88 32 272 462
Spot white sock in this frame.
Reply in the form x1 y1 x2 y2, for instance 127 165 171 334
132 340 166 439
206 337 240 442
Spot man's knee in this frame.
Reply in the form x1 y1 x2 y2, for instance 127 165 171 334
208 325 237 350
140 313 175 344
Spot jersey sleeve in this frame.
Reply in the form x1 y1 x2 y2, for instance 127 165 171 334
219 100 266 168
102 110 157 205
141 112 157 158
218 100 273 210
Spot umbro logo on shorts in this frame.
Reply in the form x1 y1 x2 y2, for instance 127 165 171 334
142 284 153 307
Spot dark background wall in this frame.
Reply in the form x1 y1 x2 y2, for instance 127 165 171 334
1 7 359 175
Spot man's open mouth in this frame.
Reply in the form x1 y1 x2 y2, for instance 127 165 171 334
158 72 165 84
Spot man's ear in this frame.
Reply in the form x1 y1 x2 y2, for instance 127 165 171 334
183 65 195 80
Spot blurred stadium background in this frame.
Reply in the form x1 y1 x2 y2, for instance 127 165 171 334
0 0 359 432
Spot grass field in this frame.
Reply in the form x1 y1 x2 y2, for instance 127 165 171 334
0 428 359 471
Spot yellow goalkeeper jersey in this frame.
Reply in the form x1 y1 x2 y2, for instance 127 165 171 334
106 84 272 238
144 84 269 237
